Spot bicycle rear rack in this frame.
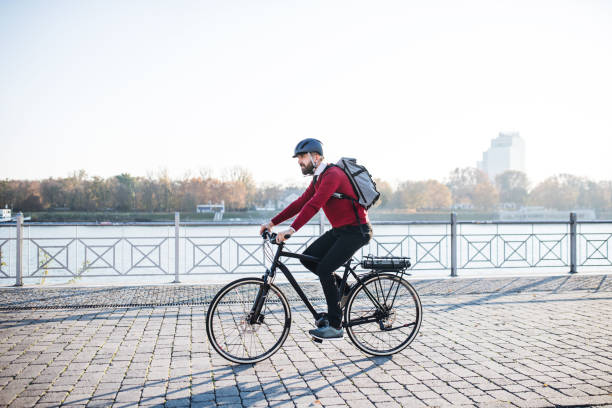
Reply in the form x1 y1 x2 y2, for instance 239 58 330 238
360 254 411 271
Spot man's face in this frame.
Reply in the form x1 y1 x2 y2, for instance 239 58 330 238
297 153 315 175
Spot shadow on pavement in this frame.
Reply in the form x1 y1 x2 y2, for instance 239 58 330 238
438 275 603 312
63 356 389 407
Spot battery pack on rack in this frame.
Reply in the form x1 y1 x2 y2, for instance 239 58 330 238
360 255 411 271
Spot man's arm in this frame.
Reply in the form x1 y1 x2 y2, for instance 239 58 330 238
269 182 315 227
290 170 342 232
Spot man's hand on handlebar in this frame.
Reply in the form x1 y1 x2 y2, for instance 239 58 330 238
276 229 293 244
259 221 274 236
261 229 292 244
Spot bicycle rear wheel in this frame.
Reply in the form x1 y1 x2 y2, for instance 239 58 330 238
206 278 291 364
345 273 422 356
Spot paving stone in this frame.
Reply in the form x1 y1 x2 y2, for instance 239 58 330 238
216 395 242 405
0 283 609 408
8 395 39 407
548 394 612 406
420 397 454 407
442 392 474 405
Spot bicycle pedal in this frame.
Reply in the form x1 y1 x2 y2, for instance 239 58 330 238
312 337 323 343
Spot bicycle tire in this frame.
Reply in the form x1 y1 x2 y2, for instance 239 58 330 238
206 278 291 364
345 273 422 356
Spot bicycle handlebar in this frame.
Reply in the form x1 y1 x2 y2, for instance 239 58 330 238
261 230 291 244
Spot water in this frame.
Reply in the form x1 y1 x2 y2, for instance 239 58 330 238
1 222 610 286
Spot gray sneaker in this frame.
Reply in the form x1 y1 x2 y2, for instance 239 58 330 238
309 324 344 341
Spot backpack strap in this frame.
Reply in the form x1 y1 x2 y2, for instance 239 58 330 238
335 193 362 226
312 163 335 186
313 163 364 227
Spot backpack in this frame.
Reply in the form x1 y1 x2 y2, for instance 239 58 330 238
332 157 380 210
313 158 379 235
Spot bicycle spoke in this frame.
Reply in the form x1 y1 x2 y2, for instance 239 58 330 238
345 274 422 356
207 279 290 364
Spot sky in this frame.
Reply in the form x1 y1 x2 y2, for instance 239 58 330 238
1 0 611 189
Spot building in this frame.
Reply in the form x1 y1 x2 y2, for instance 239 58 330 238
196 203 225 213
196 201 225 221
477 132 526 181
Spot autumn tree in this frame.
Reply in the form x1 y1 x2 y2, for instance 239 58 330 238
528 174 574 210
113 173 136 211
446 167 499 210
253 184 284 208
393 180 451 210
495 170 529 206
594 181 612 210
528 174 610 210
40 178 68 209
220 167 256 210
373 179 393 208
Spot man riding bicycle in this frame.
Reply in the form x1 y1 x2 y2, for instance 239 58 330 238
259 138 373 340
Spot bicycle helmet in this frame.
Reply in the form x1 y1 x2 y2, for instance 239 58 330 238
293 138 323 158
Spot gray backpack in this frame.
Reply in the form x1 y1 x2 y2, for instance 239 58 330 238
331 157 380 210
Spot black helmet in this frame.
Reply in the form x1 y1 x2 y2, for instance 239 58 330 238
293 138 323 158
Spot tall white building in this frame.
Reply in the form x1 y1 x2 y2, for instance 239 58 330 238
477 132 526 181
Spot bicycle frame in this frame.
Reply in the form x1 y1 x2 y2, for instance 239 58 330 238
257 240 392 327
208 233 421 363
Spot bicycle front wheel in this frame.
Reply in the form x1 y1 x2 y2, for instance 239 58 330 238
206 278 291 364
345 273 422 356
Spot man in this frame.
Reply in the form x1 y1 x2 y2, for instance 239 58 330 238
260 138 372 340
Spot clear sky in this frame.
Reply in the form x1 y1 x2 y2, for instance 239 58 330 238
1 0 611 188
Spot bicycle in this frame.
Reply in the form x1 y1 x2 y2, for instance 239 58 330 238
205 230 423 364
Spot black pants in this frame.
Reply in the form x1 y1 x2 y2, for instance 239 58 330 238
300 223 372 328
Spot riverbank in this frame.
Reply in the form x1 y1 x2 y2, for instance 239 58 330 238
2 210 559 223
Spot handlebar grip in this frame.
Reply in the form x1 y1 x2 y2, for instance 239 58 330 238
261 230 290 244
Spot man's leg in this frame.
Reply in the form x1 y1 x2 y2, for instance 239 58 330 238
300 229 337 273
315 231 371 329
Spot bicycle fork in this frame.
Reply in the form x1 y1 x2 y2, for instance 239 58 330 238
248 271 272 325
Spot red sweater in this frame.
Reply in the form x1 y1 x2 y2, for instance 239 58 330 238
271 165 369 232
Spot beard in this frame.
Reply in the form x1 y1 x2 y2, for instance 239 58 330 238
300 161 315 175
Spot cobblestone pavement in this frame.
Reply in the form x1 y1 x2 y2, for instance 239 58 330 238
0 280 611 407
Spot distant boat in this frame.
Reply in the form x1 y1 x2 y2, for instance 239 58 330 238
0 208 31 223
0 217 32 223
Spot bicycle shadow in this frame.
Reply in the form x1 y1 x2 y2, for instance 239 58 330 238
237 355 393 408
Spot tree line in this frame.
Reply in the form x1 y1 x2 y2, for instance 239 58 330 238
376 168 612 211
1 168 611 212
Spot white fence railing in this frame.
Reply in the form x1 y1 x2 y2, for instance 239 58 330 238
1 213 610 285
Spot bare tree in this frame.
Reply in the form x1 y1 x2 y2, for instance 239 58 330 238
446 167 498 210
495 170 529 206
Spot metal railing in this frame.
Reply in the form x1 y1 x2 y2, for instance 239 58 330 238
1 212 611 285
